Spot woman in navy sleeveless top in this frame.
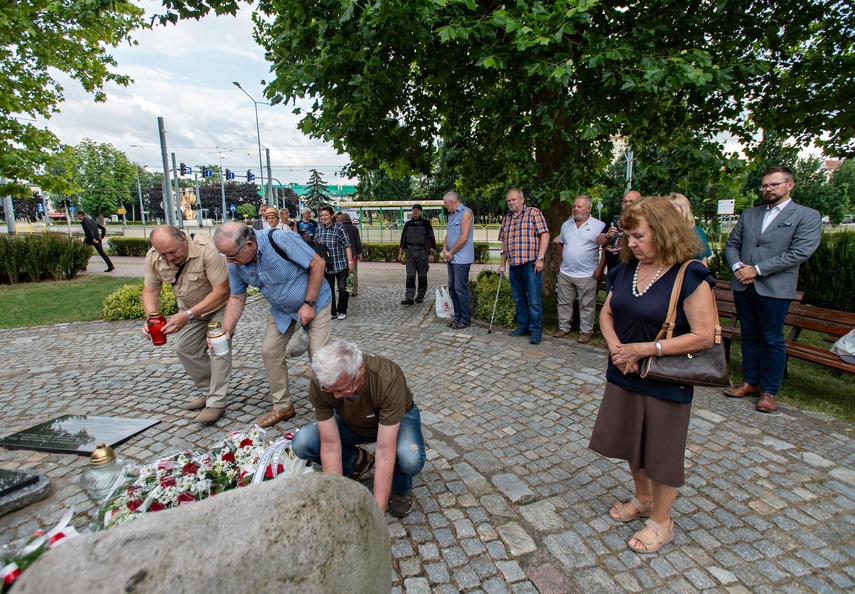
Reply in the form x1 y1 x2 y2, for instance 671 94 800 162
589 196 717 554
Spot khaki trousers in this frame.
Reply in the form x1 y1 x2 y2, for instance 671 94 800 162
173 306 231 408
262 304 332 411
557 273 598 334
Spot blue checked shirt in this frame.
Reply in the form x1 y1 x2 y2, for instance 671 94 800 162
315 221 350 274
228 230 332 332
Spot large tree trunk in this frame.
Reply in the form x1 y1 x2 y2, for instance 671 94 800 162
541 199 570 296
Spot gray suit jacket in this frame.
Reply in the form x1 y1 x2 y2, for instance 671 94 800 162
725 200 821 299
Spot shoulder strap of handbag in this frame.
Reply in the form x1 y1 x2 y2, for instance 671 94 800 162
656 260 721 345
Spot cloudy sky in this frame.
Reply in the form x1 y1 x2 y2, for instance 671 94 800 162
39 2 353 187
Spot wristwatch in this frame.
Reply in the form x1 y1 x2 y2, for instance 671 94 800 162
186 309 195 322
304 300 316 307
537 257 544 261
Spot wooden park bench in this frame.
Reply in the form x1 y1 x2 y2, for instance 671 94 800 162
713 280 855 376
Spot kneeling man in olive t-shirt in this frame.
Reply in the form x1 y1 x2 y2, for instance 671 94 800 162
291 340 426 517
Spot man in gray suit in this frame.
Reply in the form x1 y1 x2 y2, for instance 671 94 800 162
724 166 821 412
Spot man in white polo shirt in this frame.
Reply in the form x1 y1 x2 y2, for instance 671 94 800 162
553 195 605 343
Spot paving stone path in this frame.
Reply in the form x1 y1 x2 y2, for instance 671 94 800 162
1 274 854 593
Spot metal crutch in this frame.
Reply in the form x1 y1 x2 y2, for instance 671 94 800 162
488 272 503 334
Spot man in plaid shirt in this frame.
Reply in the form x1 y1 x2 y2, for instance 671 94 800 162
498 188 550 344
316 205 354 319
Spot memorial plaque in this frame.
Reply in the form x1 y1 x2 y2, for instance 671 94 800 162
0 415 160 455
0 469 38 498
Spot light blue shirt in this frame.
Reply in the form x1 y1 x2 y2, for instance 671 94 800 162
228 230 332 332
446 204 474 264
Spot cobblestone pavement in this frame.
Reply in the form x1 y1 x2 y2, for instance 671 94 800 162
1 279 855 593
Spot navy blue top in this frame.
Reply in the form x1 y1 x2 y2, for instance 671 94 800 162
606 260 713 403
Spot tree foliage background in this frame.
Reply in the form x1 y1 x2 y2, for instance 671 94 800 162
1 0 144 197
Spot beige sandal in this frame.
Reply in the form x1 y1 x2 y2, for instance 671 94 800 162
609 496 654 523
629 518 674 554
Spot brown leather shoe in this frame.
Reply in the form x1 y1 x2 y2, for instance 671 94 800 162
578 333 591 344
756 392 778 413
193 407 225 423
184 396 207 410
553 329 569 338
723 381 760 398
256 406 296 428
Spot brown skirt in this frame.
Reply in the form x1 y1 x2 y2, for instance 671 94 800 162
588 381 691 488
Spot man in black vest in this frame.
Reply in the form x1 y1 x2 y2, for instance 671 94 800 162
397 205 436 305
77 211 114 272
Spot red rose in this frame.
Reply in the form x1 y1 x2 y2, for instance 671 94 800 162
127 485 141 496
149 502 165 512
157 460 173 472
127 499 143 512
264 464 285 479
222 452 235 463
182 463 198 475
239 438 253 448
178 493 196 505
160 476 176 488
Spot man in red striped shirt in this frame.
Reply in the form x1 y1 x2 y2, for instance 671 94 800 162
498 188 550 344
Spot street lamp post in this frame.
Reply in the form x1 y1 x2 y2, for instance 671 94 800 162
233 82 268 204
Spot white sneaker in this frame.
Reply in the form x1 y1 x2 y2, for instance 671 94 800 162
337 313 347 320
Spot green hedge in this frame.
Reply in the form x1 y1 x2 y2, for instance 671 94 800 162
712 231 855 312
361 241 491 263
108 237 151 257
470 270 516 329
0 234 92 284
103 282 178 321
800 231 855 311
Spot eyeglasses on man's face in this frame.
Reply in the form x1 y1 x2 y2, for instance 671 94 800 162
760 181 790 190
224 242 248 261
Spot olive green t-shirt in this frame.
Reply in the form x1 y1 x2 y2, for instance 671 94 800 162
309 353 414 438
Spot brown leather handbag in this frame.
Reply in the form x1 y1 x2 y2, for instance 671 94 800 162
639 261 731 387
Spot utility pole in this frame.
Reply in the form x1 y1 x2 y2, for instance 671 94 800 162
157 117 177 227
136 165 147 236
266 148 275 208
625 147 634 192
171 152 183 229
2 178 15 235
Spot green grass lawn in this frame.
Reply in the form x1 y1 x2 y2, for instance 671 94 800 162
0 276 140 329
540 292 855 425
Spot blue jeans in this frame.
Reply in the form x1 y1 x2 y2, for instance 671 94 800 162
291 404 426 494
447 263 472 324
509 261 543 338
733 285 791 395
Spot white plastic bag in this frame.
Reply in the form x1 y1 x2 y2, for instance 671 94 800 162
831 328 855 363
435 285 453 319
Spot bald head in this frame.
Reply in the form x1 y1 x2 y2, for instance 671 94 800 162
150 225 188 265
622 190 641 208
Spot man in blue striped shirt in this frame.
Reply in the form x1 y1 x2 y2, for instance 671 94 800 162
214 222 333 428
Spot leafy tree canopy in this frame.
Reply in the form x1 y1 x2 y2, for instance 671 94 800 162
158 0 853 204
303 168 330 214
1 0 145 197
72 139 136 219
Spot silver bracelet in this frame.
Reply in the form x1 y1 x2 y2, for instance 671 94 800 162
655 340 663 357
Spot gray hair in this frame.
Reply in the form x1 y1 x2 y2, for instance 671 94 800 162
301 207 313 216
443 191 460 204
151 224 184 245
213 222 253 251
575 195 593 208
312 340 363 388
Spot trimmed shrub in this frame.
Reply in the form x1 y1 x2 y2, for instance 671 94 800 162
707 246 732 282
471 270 516 329
103 282 178 321
0 234 92 284
109 237 152 257
800 231 855 312
361 241 492 263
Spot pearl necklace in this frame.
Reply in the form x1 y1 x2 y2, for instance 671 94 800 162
632 263 664 297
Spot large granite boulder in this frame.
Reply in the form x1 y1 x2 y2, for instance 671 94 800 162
16 472 391 593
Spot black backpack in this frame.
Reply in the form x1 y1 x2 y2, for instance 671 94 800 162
267 229 333 273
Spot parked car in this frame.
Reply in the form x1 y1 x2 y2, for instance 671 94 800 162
843 214 854 224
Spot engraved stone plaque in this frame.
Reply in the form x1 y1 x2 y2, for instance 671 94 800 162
0 415 160 455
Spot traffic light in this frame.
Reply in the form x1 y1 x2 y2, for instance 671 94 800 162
247 170 255 182
225 168 235 180
180 162 186 175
